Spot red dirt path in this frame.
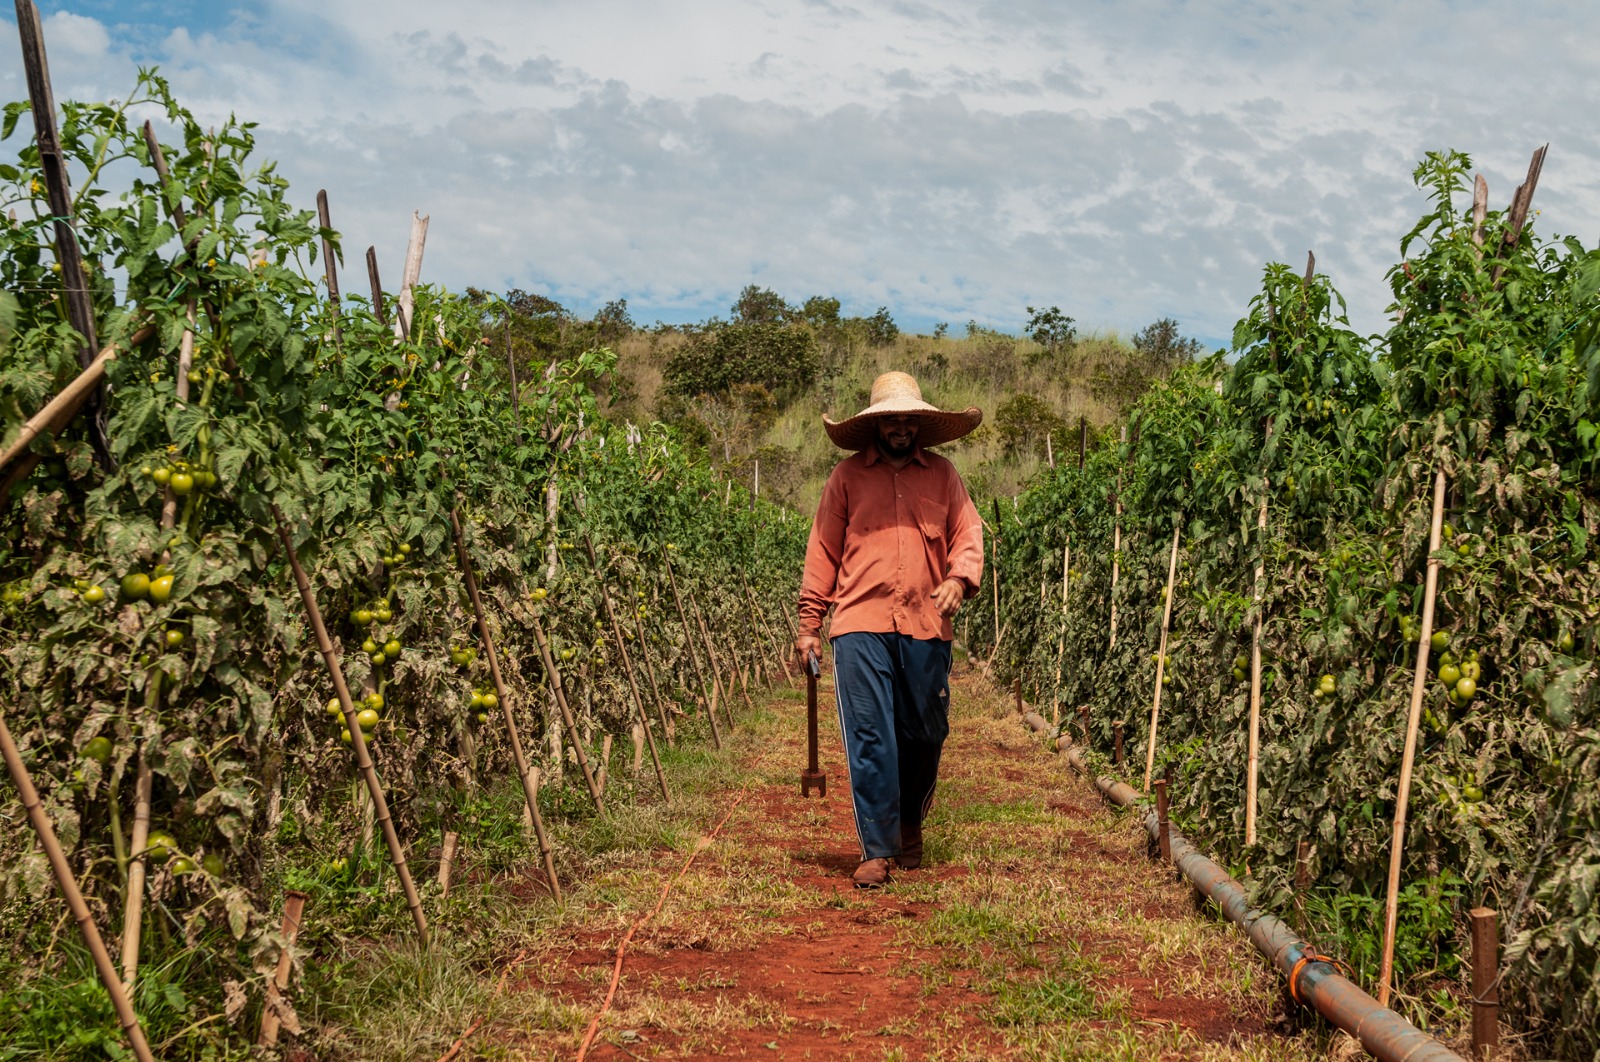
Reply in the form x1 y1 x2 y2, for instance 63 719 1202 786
501 667 1312 1060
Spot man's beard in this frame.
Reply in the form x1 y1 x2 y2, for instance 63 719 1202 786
879 433 916 458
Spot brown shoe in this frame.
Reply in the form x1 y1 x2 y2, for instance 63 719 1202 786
899 823 924 870
852 857 892 888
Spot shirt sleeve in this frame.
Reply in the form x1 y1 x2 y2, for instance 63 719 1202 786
944 467 984 599
798 467 848 637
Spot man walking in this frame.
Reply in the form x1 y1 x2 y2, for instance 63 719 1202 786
795 371 984 888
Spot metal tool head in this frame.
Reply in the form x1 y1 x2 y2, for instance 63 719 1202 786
805 650 821 679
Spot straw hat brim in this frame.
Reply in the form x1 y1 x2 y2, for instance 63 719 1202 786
823 397 983 451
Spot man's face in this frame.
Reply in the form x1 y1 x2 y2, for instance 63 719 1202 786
876 414 920 458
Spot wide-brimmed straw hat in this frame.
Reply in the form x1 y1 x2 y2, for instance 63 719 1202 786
823 371 983 451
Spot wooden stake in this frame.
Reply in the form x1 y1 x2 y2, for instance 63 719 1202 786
595 734 613 796
0 327 154 472
1054 540 1070 689
1471 175 1489 252
629 600 673 745
585 537 670 802
1045 431 1053 468
438 832 459 897
392 211 429 341
663 557 723 748
257 891 308 1047
0 708 156 1062
740 571 795 685
1143 524 1181 791
1078 416 1087 469
451 507 562 900
1108 426 1126 648
274 510 428 942
1154 778 1172 862
1470 907 1499 1059
1377 469 1446 1007
1245 421 1272 846
691 588 748 725
15 0 98 368
365 246 387 326
1113 721 1124 766
315 189 342 348
529 616 608 815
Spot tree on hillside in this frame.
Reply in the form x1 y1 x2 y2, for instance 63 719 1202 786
732 284 792 325
662 321 819 398
594 298 634 344
1025 305 1077 355
994 393 1066 460
1133 317 1203 371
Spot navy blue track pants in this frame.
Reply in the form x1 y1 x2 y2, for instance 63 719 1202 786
831 632 952 861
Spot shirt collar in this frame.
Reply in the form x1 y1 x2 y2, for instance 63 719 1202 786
864 444 929 467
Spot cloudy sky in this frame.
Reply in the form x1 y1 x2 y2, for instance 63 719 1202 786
3 1 1597 347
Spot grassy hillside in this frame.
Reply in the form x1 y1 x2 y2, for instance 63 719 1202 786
589 304 1201 515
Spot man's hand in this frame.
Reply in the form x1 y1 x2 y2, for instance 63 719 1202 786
794 634 822 669
931 578 965 618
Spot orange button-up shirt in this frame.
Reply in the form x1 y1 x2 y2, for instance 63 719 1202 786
799 445 984 642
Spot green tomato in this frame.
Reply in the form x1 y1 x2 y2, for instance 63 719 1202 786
151 467 172 486
1438 663 1461 686
165 629 185 649
354 609 375 626
1455 677 1477 700
361 638 378 655
356 708 380 731
326 698 343 718
366 692 384 710
121 573 151 601
201 853 225 877
370 651 386 665
81 736 113 764
383 639 401 657
148 575 175 604
169 471 195 495
481 692 499 710
1430 630 1451 652
1558 631 1575 653
81 585 106 604
144 831 177 863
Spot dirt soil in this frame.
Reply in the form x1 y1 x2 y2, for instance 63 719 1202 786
497 666 1329 1061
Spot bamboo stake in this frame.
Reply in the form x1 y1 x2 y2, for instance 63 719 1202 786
392 211 429 341
595 734 613 796
119 681 156 988
1108 426 1126 648
529 617 608 813
629 600 673 745
1377 469 1447 1007
0 326 155 471
274 511 428 941
585 537 670 802
989 499 1002 659
0 708 156 1062
257 891 308 1047
662 557 723 748
450 507 561 901
1245 423 1272 847
1143 524 1182 791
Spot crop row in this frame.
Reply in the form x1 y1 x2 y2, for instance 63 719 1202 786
975 150 1600 1055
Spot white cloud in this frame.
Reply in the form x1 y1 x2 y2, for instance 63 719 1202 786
42 11 109 57
1 0 1598 347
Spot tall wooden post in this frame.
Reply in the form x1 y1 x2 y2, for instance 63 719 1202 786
1143 524 1181 791
1245 420 1272 846
1377 470 1447 1007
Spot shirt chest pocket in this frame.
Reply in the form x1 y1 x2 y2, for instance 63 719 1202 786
916 497 948 542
